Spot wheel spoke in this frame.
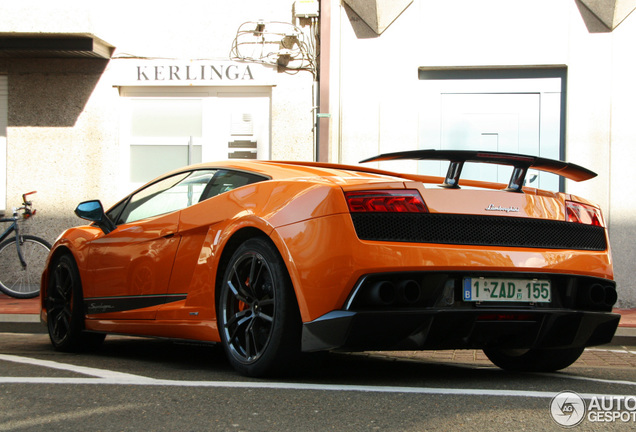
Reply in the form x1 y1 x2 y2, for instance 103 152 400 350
248 256 257 289
241 256 257 299
244 319 255 358
226 313 253 345
47 297 66 313
232 265 255 302
52 309 70 340
258 298 274 307
257 311 274 323
53 271 71 303
225 309 250 329
249 257 265 295
227 279 250 304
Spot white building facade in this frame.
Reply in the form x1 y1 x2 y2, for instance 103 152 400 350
2 0 635 306
1 0 317 239
318 0 636 307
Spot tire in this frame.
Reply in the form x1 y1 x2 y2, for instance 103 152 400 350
0 235 51 299
218 237 301 377
45 254 105 352
483 346 585 372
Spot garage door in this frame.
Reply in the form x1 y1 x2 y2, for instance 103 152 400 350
418 70 564 191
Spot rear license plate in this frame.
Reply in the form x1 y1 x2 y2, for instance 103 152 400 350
463 277 551 303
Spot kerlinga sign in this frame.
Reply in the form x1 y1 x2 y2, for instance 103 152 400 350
136 63 254 82
112 59 274 86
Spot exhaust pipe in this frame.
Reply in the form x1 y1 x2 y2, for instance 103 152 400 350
585 284 606 306
604 285 618 307
364 281 396 306
397 280 422 305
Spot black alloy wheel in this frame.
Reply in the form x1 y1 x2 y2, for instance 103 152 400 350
46 254 104 351
218 237 301 377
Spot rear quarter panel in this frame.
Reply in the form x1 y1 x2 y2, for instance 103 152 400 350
154 178 350 326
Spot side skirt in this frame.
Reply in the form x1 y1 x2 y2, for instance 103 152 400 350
84 319 220 343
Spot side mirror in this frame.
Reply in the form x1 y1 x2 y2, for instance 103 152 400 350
75 200 116 234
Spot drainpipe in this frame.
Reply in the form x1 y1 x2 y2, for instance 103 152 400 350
317 0 331 162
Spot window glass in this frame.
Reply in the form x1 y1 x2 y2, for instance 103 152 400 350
130 144 202 183
131 99 202 138
200 170 267 201
119 170 217 224
128 98 204 187
106 199 128 225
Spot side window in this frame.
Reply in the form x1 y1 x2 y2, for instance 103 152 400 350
117 170 217 224
199 170 267 202
106 199 128 225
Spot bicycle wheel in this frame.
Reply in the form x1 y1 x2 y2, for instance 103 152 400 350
0 235 52 298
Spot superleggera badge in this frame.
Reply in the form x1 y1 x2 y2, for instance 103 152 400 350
485 204 520 213
88 303 115 313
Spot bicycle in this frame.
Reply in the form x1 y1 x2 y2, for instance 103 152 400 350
0 191 52 298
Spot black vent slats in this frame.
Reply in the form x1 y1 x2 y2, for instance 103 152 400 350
350 213 607 251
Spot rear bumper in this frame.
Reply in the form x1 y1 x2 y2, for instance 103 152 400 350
301 309 620 352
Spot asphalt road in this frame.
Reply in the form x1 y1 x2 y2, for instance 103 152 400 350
1 333 636 431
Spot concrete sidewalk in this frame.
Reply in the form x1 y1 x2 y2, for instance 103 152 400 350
2 293 635 341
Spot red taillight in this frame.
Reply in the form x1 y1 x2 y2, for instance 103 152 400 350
565 200 604 227
345 190 429 213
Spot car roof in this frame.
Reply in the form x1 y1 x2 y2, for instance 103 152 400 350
145 159 566 197
165 159 408 182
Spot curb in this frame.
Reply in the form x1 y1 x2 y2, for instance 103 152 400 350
0 314 46 334
610 326 636 345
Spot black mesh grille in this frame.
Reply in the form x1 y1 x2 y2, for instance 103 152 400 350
350 213 607 251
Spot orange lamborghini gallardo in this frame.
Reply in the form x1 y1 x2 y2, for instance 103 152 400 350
40 150 619 376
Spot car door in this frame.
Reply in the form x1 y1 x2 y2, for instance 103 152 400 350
83 170 216 320
154 169 269 321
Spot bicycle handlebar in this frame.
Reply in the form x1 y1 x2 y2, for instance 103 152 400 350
11 191 38 219
22 191 37 206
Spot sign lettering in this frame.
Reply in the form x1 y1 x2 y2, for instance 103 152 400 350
136 64 256 82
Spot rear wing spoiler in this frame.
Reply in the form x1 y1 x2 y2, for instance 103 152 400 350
360 149 597 193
